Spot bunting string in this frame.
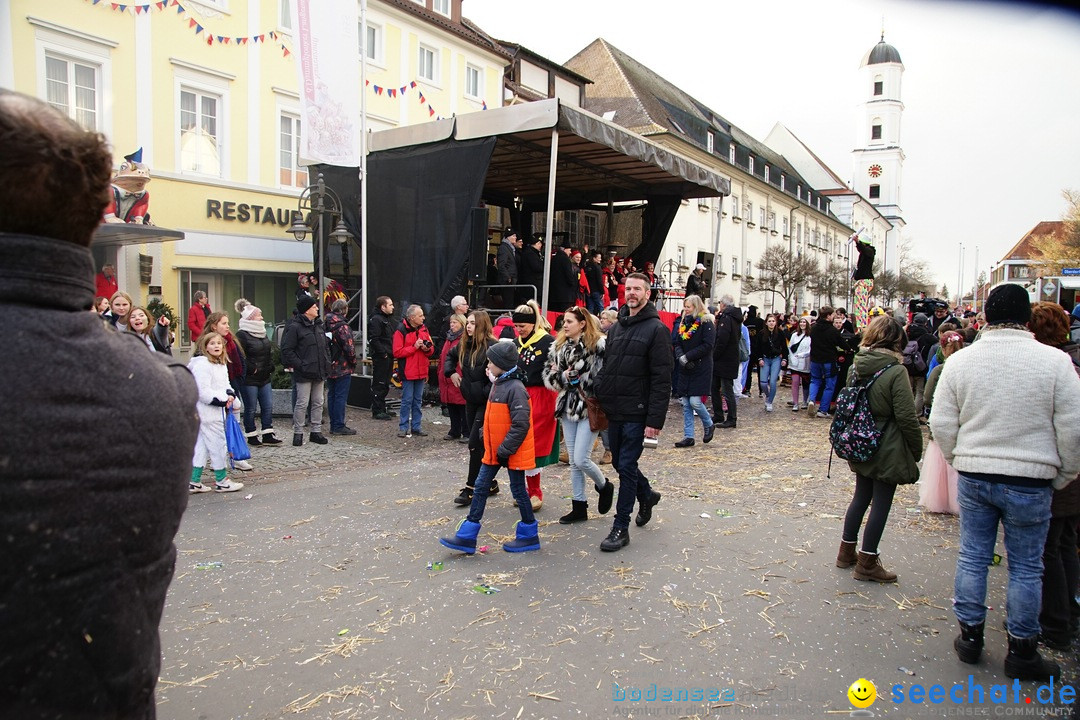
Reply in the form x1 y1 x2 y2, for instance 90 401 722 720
85 0 292 56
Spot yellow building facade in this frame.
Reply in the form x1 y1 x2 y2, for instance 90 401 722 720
0 0 507 347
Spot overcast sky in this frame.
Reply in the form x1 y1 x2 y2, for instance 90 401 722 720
462 0 1080 292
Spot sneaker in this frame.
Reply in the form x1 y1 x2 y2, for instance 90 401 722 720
247 436 262 447
791 404 800 412
331 426 357 436
233 459 254 471
261 432 283 445
702 424 715 444
443 432 459 441
488 481 500 496
309 433 329 445
815 411 830 418
372 412 391 421
453 487 473 506
397 431 409 438
806 401 815 415
413 429 429 437
765 403 774 412
215 479 244 493
458 436 469 444
599 450 612 465
189 482 212 494
293 433 303 446
674 437 695 448
800 403 808 410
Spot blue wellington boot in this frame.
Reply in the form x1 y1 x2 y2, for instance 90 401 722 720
502 521 540 553
440 519 481 554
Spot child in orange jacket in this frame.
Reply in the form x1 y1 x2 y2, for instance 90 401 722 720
440 341 540 554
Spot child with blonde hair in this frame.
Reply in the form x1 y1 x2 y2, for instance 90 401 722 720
187 332 245 493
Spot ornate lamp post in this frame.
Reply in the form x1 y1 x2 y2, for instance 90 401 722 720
287 172 352 317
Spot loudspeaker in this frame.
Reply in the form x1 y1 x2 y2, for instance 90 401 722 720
468 207 489 281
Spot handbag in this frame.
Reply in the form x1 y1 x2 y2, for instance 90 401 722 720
582 392 608 433
224 407 252 466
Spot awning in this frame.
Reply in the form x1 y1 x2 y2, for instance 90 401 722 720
369 98 730 206
1058 277 1080 290
92 223 184 247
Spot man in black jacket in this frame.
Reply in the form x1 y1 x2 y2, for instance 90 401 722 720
807 306 843 417
594 273 673 552
367 295 395 420
548 244 579 311
686 263 708 300
711 294 743 428
281 295 331 445
0 89 199 720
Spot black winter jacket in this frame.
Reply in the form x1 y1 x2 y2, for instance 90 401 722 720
673 316 715 396
280 313 330 381
515 330 554 387
712 304 743 379
236 329 274 386
548 251 579 310
368 310 394 359
594 303 673 427
755 327 787 359
809 317 842 363
519 245 545 299
447 338 495 406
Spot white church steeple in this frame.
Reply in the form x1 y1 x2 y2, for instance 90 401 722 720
853 34 906 273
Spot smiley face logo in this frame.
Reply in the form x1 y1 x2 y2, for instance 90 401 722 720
847 678 876 708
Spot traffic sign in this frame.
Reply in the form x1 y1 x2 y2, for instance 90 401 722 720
1042 280 1057 297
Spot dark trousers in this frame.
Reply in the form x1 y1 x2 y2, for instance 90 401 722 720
608 420 652 530
371 353 391 415
447 403 466 438
1041 515 1080 641
467 464 533 525
465 402 487 487
711 376 737 423
842 473 897 554
326 374 351 431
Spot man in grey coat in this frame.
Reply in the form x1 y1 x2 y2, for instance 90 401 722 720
0 89 199 719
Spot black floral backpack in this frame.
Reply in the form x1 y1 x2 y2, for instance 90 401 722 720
829 363 897 464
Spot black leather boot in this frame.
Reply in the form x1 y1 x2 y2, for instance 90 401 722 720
1004 635 1060 681
954 622 984 664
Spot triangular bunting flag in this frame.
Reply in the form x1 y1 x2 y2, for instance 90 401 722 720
188 17 196 27
482 100 487 110
238 37 247 45
118 4 126 11
156 1 165 9
206 34 213 45
399 85 407 94
176 2 184 13
282 46 290 57
111 3 119 10
418 92 425 103
388 89 396 98
142 4 150 11
410 81 416 88
269 31 276 40
258 34 264 42
428 105 434 117
195 23 202 33
134 5 142 13
365 79 369 85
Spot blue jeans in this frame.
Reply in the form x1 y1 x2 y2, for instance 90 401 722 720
399 379 425 432
467 463 535 525
680 394 713 438
587 291 604 314
808 361 838 412
608 421 653 530
561 417 606 502
760 357 782 403
954 473 1052 638
240 381 274 436
326 375 352 431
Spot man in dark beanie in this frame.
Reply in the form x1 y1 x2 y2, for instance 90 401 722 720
931 282 1080 680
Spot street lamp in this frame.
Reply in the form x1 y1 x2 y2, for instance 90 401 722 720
287 172 352 317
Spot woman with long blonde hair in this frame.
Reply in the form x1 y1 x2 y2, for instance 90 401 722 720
544 306 614 523
672 294 715 446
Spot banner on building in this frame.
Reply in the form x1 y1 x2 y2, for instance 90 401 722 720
291 0 361 166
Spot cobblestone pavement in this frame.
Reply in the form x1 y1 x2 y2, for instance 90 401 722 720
161 390 1078 719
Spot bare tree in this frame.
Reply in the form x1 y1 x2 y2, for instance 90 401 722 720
743 245 819 312
807 258 849 306
1030 189 1080 275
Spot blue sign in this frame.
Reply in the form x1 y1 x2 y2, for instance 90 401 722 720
1062 268 1080 276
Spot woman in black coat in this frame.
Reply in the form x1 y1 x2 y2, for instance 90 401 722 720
672 295 716 447
446 310 497 505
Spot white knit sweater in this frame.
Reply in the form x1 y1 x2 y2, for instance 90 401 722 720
929 328 1080 488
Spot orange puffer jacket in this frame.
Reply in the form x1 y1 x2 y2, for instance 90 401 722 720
482 372 535 470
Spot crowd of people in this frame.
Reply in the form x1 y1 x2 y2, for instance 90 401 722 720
6 90 1080 720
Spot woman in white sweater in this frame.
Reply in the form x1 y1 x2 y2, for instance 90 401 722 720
786 317 811 411
187 332 244 494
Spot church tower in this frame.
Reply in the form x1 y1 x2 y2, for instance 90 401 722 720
853 34 906 273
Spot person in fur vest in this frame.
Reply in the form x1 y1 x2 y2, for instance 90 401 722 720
440 341 540 554
543 306 614 524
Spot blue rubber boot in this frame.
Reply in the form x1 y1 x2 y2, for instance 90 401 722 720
440 519 481 554
502 521 540 553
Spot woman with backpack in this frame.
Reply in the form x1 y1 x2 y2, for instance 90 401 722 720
835 315 923 583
